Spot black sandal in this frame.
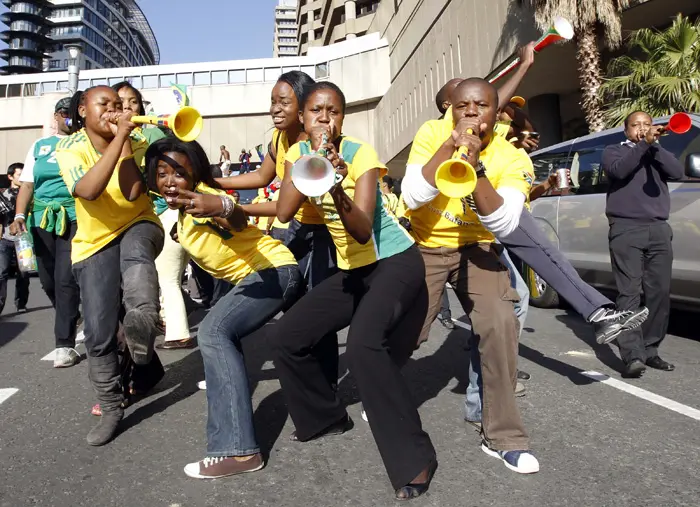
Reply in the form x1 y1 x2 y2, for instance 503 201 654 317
290 415 354 442
395 460 438 501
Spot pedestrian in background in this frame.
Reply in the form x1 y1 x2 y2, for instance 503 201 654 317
0 162 29 315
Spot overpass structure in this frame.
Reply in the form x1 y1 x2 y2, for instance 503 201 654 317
0 33 389 174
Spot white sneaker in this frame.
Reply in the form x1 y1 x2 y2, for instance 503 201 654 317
481 442 539 474
75 318 85 344
361 409 368 422
197 380 207 390
53 347 80 368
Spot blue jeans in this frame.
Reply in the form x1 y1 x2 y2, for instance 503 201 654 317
199 265 300 456
465 248 528 423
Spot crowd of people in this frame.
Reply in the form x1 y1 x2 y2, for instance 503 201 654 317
0 38 684 500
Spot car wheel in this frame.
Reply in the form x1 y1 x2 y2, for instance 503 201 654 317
523 265 560 308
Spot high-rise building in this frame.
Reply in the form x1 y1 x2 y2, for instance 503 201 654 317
296 0 380 56
0 0 159 74
273 0 298 58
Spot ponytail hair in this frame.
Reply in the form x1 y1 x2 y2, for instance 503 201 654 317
67 89 86 134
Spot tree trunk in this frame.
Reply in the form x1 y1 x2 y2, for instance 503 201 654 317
575 24 606 133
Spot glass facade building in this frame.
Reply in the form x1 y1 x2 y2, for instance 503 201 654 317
1 0 159 74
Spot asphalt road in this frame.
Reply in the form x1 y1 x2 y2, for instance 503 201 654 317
2 279 700 507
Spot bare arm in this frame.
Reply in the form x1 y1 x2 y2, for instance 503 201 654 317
74 132 131 200
277 160 307 223
216 152 277 190
240 200 277 217
329 169 377 245
496 43 535 111
14 182 33 218
118 143 147 202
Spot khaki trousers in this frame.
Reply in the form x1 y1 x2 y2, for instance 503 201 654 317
418 243 529 451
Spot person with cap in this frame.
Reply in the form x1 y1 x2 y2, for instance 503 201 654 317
9 97 82 368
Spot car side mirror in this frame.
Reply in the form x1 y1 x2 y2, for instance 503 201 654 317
685 153 700 179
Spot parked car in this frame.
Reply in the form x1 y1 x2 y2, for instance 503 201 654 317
521 113 700 311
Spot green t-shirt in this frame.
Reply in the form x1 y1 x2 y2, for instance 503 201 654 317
26 135 76 232
142 126 168 145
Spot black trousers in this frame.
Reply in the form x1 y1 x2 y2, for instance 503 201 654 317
271 246 435 491
609 220 673 364
33 222 81 348
0 237 30 314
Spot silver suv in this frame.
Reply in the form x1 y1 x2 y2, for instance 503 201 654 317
523 114 700 311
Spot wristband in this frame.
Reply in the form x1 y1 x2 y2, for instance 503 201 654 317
14 214 25 221
219 195 236 218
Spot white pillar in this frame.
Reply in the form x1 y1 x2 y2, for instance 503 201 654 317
344 0 357 39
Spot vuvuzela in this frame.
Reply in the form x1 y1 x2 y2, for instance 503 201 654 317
131 106 203 142
487 17 574 84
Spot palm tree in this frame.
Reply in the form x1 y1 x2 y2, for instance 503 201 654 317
520 0 631 132
600 14 700 128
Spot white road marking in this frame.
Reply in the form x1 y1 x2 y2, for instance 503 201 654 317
582 371 700 422
0 388 19 405
451 319 472 332
41 350 57 361
565 350 595 357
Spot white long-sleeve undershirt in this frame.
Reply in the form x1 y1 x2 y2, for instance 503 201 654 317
401 162 525 237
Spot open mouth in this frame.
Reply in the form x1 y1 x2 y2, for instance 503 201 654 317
273 116 285 125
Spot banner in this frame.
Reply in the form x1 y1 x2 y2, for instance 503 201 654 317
170 83 190 108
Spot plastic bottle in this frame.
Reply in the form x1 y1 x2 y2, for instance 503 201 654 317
14 231 37 273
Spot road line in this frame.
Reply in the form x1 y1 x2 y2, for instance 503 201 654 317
451 319 472 331
582 371 700 421
0 388 19 405
41 350 57 361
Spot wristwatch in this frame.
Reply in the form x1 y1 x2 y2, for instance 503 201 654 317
475 160 487 178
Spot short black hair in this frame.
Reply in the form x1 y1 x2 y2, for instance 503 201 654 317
382 175 394 187
67 86 112 134
112 81 146 115
278 70 316 106
145 136 221 192
623 110 651 128
301 81 346 114
7 162 23 177
435 78 463 115
453 78 498 106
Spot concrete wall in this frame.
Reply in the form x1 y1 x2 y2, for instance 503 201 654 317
371 0 538 171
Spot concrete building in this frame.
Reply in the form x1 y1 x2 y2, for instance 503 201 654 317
0 0 159 74
0 0 697 180
0 34 389 174
296 0 380 56
273 0 299 57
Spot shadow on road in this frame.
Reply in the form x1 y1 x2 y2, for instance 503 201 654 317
518 343 598 386
555 310 624 374
0 321 28 348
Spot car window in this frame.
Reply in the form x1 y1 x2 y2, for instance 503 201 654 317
567 132 626 195
657 124 700 181
529 150 572 198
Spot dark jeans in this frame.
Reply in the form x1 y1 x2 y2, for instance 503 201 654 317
439 286 451 318
190 261 232 308
499 209 613 319
73 221 163 360
284 219 339 387
199 266 300 456
33 222 80 348
0 237 29 314
609 220 672 364
271 246 435 491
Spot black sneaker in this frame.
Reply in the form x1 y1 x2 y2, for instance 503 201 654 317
589 307 649 345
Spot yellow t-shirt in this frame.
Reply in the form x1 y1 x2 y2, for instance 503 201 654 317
407 109 533 249
272 129 324 224
177 184 296 285
56 128 161 264
286 135 414 270
381 192 399 216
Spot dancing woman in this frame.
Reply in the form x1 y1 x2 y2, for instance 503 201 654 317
55 86 164 446
145 137 300 478
218 70 340 387
272 81 437 500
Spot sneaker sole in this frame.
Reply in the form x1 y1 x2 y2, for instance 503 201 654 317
596 308 650 345
481 443 539 474
53 359 79 368
183 460 265 479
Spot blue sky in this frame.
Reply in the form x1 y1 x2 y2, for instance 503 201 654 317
139 0 280 64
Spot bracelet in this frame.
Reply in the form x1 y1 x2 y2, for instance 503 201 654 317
14 214 25 221
219 195 236 219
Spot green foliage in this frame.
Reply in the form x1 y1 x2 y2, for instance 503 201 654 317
601 14 700 128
